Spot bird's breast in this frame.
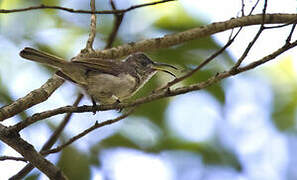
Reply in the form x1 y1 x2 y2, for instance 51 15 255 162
85 72 137 104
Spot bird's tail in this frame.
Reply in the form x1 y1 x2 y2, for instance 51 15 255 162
19 47 69 69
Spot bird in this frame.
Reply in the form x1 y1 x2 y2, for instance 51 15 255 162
19 47 177 108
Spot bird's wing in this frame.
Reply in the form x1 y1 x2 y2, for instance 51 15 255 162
71 57 122 76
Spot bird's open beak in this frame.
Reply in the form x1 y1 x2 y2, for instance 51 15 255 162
152 62 178 78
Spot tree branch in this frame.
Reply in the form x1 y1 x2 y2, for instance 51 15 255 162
0 124 68 180
42 107 136 155
0 156 27 162
0 75 64 121
105 0 124 49
0 0 175 14
82 13 297 59
155 27 242 92
231 0 268 70
84 0 97 51
9 94 83 180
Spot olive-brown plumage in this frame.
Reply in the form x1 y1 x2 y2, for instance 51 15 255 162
20 47 176 105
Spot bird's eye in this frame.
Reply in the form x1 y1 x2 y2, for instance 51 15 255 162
140 59 148 66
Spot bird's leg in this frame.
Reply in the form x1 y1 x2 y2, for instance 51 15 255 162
91 97 97 115
111 95 122 112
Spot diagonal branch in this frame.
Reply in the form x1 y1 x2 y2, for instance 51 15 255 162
231 0 268 70
41 107 136 155
84 0 97 51
0 124 68 180
105 0 124 49
286 21 296 43
9 94 83 180
0 75 64 121
155 27 242 92
86 13 297 59
0 0 175 14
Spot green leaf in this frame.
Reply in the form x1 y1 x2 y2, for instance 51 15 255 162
156 137 241 171
57 146 91 180
41 0 61 14
99 133 139 150
89 133 139 166
272 90 297 131
25 173 40 180
153 3 204 31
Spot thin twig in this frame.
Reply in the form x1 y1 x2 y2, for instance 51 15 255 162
241 0 245 16
105 0 124 49
286 22 296 43
231 27 264 69
85 0 97 51
0 0 175 14
0 156 27 162
41 107 136 155
10 94 83 180
231 0 268 70
249 0 261 15
154 27 243 92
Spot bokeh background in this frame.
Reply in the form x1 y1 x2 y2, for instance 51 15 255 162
0 0 297 179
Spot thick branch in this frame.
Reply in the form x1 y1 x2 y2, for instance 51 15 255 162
0 75 64 121
83 13 297 59
0 0 175 14
0 124 67 180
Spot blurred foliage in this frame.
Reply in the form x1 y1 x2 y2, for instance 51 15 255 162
57 146 91 180
96 132 241 171
151 1 204 31
0 77 28 121
265 56 297 131
25 173 40 180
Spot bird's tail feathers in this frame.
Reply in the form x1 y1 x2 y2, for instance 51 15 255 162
19 47 68 69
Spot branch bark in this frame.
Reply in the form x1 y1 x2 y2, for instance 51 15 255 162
83 13 297 59
9 94 83 180
0 124 68 180
0 156 26 162
0 75 64 121
0 0 175 14
84 0 97 51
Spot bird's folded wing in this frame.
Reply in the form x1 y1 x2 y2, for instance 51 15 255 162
72 57 122 76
